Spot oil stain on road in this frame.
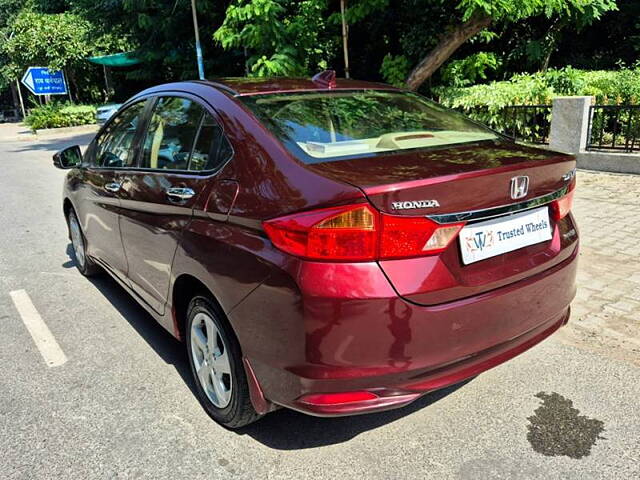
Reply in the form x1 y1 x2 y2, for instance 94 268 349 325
527 392 605 459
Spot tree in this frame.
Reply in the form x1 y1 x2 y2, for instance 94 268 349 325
404 0 618 90
0 0 626 104
213 0 336 76
1 11 92 95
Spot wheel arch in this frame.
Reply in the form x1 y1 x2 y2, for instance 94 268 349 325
171 272 273 415
171 273 227 342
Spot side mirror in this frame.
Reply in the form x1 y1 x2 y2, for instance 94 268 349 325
53 145 83 169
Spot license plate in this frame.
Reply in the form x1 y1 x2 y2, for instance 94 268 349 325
458 207 552 265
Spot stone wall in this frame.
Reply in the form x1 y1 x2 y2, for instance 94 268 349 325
548 97 640 174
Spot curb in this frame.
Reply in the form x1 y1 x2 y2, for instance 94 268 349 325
34 124 100 137
1 123 99 142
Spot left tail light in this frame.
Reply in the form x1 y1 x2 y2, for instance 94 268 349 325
263 204 465 262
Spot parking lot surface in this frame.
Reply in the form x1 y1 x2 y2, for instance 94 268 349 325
1 132 638 479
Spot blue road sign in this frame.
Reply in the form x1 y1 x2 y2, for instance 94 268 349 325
21 67 68 96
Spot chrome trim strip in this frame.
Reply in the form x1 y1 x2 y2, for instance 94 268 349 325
427 186 568 224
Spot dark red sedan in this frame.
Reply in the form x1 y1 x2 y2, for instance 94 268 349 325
54 71 578 428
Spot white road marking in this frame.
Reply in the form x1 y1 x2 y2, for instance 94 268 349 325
9 289 67 367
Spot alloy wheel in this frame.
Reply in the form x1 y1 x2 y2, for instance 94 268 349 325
69 213 86 269
190 312 233 408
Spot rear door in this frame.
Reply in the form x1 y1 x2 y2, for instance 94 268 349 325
118 94 233 314
78 100 147 281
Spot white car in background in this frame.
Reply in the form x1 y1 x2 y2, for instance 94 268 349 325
96 104 122 125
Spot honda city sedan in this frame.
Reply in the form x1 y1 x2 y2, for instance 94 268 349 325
53 71 578 428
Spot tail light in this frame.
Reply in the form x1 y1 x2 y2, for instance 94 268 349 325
550 182 576 221
263 204 465 262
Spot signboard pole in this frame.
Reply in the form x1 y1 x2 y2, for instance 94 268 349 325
64 70 73 103
15 80 26 119
190 0 205 80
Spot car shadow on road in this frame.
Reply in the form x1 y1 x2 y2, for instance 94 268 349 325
66 245 472 450
81 266 200 400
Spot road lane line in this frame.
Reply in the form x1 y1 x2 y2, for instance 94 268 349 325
9 289 67 367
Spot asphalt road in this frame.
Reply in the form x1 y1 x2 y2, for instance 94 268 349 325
0 132 638 479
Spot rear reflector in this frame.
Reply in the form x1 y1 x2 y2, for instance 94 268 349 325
299 391 378 406
263 204 465 261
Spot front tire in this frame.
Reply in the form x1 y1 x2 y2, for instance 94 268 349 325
67 209 100 277
186 296 260 428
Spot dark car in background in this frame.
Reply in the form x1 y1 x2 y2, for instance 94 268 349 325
53 71 578 427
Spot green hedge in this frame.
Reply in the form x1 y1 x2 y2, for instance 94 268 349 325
437 67 640 132
25 103 96 130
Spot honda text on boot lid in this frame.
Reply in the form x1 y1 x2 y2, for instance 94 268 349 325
54 71 578 428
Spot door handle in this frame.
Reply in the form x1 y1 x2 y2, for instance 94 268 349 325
104 182 122 193
166 187 196 201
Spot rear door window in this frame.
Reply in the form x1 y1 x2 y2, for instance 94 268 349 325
189 114 233 172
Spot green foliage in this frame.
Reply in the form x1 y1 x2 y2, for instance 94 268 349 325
336 0 389 23
0 0 631 104
0 0 23 28
25 102 96 130
343 0 617 90
579 68 640 104
457 0 617 23
214 0 334 77
438 67 640 132
380 54 411 87
441 52 501 87
2 11 91 74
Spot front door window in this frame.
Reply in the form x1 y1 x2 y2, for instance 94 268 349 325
95 101 146 168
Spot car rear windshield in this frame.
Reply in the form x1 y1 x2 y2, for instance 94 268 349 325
241 90 499 164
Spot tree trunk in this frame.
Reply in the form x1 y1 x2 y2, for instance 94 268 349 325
9 82 20 115
68 69 80 103
540 18 562 72
405 11 492 91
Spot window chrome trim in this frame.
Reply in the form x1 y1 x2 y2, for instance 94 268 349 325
427 186 568 224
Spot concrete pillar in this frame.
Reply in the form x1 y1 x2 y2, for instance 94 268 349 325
548 96 593 154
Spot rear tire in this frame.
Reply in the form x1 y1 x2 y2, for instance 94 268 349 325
185 296 260 428
66 209 101 277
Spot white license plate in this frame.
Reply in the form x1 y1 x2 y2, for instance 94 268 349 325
458 207 552 265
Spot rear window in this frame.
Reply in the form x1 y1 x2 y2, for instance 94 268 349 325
241 90 498 164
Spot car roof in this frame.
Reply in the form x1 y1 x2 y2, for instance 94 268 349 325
194 76 401 97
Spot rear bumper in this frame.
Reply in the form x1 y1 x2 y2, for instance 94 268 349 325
292 308 569 416
232 244 578 417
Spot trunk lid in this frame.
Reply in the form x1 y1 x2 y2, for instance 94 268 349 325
305 141 578 305
305 141 573 215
